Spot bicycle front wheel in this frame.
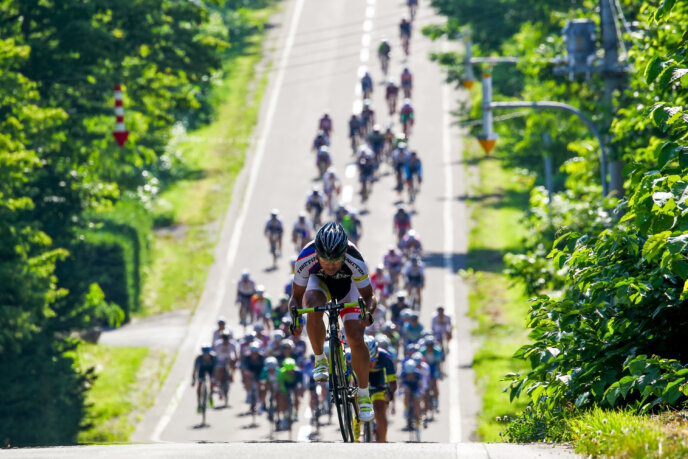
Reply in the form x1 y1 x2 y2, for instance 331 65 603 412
331 342 353 442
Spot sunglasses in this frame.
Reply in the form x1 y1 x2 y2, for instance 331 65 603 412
317 254 344 263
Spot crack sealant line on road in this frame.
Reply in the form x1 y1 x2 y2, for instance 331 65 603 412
442 37 463 444
149 0 307 442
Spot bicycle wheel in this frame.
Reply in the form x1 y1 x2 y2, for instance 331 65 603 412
201 381 208 425
331 340 353 442
363 418 373 442
344 360 358 441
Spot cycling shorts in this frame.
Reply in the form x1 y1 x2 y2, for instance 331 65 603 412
401 113 413 123
429 363 440 380
407 275 423 287
305 277 361 322
280 380 300 393
402 380 420 394
371 387 387 402
198 366 214 380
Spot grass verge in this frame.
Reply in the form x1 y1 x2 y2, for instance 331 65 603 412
140 5 277 317
77 344 172 444
462 143 534 441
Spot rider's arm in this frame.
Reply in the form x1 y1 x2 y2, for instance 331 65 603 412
289 283 307 332
357 284 377 323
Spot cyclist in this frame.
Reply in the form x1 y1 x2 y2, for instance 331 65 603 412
290 222 377 422
212 316 228 344
241 341 266 406
403 255 425 309
276 357 304 429
267 329 285 357
264 209 284 257
361 71 373 99
402 310 424 352
292 212 311 252
383 245 404 288
407 0 418 20
370 264 391 307
322 166 341 213
381 320 401 359
391 141 409 192
383 123 395 162
348 114 362 153
312 129 330 152
399 229 423 259
378 37 391 74
388 292 408 328
401 67 413 98
411 351 431 424
399 98 414 136
368 125 386 163
399 18 411 55
315 145 332 177
421 337 444 411
237 269 257 324
386 79 399 115
213 332 238 404
252 322 270 348
400 358 423 429
192 344 217 411
259 356 280 419
357 147 376 201
393 206 412 243
305 187 325 230
318 112 333 137
404 151 423 200
269 295 290 330
361 99 375 134
431 305 453 357
366 336 397 442
337 205 362 244
276 338 295 365
252 287 272 330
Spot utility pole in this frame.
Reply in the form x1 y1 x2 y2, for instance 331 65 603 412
600 0 625 197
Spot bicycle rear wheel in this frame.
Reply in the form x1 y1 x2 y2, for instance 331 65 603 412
363 419 373 442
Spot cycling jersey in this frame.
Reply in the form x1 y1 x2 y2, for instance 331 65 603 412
306 193 325 213
241 354 265 377
277 368 304 393
378 42 390 56
432 313 452 338
259 367 278 384
194 354 217 379
400 367 423 393
293 222 310 238
369 349 397 394
361 75 373 92
394 212 411 229
340 214 360 241
384 250 404 270
370 271 390 297
399 236 423 255
265 217 283 235
252 294 271 320
323 171 339 194
400 22 411 37
213 341 237 366
293 241 370 317
319 117 332 132
402 322 424 344
389 301 407 324
368 132 386 152
401 72 413 87
386 85 399 99
404 158 423 181
237 279 256 297
403 261 425 284
349 117 361 136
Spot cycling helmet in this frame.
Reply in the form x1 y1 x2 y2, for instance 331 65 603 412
244 333 255 342
400 308 413 319
272 329 285 341
365 335 379 360
217 316 226 325
388 78 396 85
437 305 445 312
312 185 321 193
298 211 306 220
253 323 264 332
403 359 417 373
412 352 424 364
383 321 395 332
396 291 407 299
410 255 420 265
279 294 290 304
376 264 384 272
281 316 292 326
265 356 279 369
270 208 279 217
398 141 407 149
283 357 296 371
423 337 435 347
314 222 348 259
409 310 420 319
256 285 265 295
221 331 231 340
376 334 391 349
281 339 294 350
201 344 212 354
363 99 372 108
407 229 417 239
241 269 250 279
249 341 262 353
373 124 381 132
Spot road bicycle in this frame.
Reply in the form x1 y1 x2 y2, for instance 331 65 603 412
379 53 390 75
217 363 231 407
198 375 210 426
238 296 252 327
407 174 419 204
293 297 371 442
405 386 421 442
248 379 259 426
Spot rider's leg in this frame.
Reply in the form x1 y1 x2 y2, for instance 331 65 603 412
343 319 370 389
196 381 202 405
304 292 327 355
373 398 388 442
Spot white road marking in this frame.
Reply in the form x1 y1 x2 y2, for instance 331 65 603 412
345 163 357 178
442 37 463 443
352 99 362 114
365 6 375 18
342 185 353 204
150 0 307 442
298 425 312 442
357 65 367 78
360 48 369 62
361 33 370 47
363 19 372 32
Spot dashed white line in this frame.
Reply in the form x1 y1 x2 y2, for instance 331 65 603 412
345 163 357 178
360 48 369 62
365 5 375 18
361 33 371 47
342 185 353 204
363 19 372 32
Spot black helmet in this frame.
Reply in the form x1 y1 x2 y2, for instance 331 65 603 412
314 222 348 259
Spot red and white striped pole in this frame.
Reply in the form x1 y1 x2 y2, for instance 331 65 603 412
112 84 129 146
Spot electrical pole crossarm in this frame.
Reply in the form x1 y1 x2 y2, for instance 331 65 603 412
489 101 609 196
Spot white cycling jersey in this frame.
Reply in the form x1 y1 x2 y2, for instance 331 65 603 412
213 339 237 364
237 278 256 296
432 312 452 337
402 261 425 279
323 171 339 194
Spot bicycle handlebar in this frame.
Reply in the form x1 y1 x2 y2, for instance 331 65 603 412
294 297 365 317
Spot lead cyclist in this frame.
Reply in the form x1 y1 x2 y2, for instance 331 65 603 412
289 222 377 422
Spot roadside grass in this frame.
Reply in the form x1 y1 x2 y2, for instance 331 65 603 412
462 144 534 441
569 408 688 458
77 344 172 444
140 5 276 317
